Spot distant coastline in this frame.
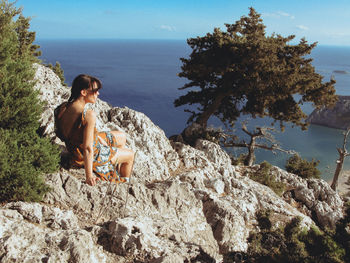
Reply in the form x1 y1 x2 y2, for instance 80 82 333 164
333 70 349 74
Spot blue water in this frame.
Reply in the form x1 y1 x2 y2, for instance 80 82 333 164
37 39 350 180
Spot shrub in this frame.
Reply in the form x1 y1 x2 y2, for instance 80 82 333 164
334 202 350 262
249 161 286 196
246 210 347 263
285 154 321 179
0 129 59 201
230 153 250 165
0 0 59 202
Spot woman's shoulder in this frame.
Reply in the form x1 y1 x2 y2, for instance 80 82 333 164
83 103 95 116
82 103 96 123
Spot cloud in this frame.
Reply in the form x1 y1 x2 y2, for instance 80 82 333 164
296 25 309 31
263 11 295 20
159 25 176 31
277 11 295 19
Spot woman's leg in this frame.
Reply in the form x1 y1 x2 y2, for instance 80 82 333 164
110 130 126 148
110 130 128 175
111 148 134 179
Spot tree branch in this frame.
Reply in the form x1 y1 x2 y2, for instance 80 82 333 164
222 141 297 155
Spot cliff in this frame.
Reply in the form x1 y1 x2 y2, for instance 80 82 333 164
307 95 350 129
0 64 345 262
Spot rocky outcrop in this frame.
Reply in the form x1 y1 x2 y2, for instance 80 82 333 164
307 95 350 129
256 165 343 228
0 202 113 263
0 64 345 262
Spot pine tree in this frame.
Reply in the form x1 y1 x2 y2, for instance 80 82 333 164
0 0 59 202
175 8 337 133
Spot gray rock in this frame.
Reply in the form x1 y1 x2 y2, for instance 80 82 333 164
0 203 108 263
269 165 344 228
106 107 180 182
307 95 350 129
4 201 79 230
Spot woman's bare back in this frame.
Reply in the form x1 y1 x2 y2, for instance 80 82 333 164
57 102 85 143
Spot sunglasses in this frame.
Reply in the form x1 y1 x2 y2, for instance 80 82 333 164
86 88 100 94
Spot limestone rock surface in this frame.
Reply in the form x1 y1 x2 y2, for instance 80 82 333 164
256 165 344 228
0 64 345 262
0 202 110 263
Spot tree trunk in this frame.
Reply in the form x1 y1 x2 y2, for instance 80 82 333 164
331 149 345 191
195 91 230 127
245 137 256 166
331 128 350 191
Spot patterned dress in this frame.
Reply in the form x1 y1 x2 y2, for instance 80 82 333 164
55 102 125 183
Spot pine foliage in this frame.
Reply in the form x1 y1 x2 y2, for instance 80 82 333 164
285 154 321 179
249 161 285 196
175 8 337 131
0 0 59 202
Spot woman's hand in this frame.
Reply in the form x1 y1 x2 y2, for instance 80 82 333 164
86 175 99 186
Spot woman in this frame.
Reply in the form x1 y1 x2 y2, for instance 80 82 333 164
55 74 134 186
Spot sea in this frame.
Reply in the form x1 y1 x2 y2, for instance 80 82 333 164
37 39 350 181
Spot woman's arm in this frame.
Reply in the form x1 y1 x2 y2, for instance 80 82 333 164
83 109 97 186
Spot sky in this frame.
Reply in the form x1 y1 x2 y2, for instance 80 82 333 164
15 0 350 46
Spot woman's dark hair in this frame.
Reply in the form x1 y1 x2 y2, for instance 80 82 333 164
68 74 102 102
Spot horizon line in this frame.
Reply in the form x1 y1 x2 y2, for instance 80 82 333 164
35 37 350 47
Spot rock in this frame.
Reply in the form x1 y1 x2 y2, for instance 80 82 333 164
307 95 350 129
33 63 70 139
105 217 206 262
0 203 108 263
5 201 79 230
195 139 236 177
1 64 345 262
106 107 180 182
268 165 344 228
44 172 222 261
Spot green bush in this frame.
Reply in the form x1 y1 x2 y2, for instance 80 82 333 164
230 153 249 165
285 154 321 179
0 0 59 202
245 210 347 263
249 161 285 196
334 202 350 261
0 129 59 201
